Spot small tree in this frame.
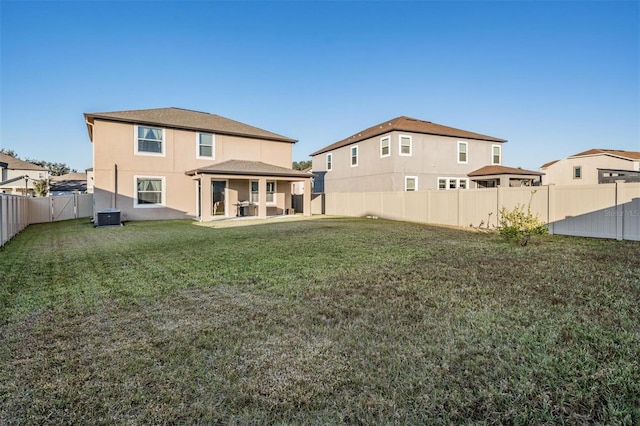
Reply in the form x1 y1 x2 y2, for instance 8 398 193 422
33 179 49 197
498 191 547 246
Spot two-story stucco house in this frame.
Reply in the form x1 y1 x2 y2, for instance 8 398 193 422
0 153 49 195
541 149 640 185
310 116 508 192
84 107 312 222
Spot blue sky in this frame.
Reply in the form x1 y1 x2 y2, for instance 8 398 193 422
1 1 638 172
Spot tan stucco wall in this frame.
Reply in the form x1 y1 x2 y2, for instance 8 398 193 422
542 155 638 185
92 119 295 220
312 131 504 192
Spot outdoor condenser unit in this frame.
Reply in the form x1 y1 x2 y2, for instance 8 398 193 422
96 208 121 226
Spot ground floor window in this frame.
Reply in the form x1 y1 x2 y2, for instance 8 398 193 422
437 177 469 190
250 180 276 203
405 176 418 191
266 181 276 203
135 176 165 207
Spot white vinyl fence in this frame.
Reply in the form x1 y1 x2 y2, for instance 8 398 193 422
313 182 640 241
0 194 29 248
0 194 93 247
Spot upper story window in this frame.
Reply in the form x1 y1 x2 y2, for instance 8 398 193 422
405 176 418 191
134 176 165 207
351 146 358 167
400 135 412 156
380 136 390 157
457 141 468 164
573 166 582 179
197 133 215 159
135 125 165 156
492 144 502 165
326 153 332 171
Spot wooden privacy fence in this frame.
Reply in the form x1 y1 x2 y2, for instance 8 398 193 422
312 182 640 241
0 194 93 247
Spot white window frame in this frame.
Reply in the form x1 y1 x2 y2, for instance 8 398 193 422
380 136 391 158
437 177 469 190
134 125 165 157
249 180 276 204
351 146 359 167
492 144 502 165
250 181 259 203
134 175 166 208
326 153 333 171
457 141 468 164
266 181 276 204
405 176 418 191
196 132 215 159
399 135 412 156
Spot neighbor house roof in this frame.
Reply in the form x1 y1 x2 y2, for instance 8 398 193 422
569 149 640 161
84 107 297 144
186 160 313 178
50 173 87 192
468 165 543 177
310 116 507 156
0 153 48 171
540 159 560 169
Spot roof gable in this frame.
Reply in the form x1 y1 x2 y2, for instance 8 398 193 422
310 116 507 156
84 107 297 144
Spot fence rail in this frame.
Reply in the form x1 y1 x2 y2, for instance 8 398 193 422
313 182 640 241
1 194 93 248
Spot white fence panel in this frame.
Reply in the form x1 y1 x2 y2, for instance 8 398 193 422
28 197 52 224
77 194 94 218
1 194 29 248
52 195 76 221
320 183 638 241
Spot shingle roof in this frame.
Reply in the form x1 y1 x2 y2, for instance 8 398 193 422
50 173 87 192
468 165 543 177
0 153 48 171
84 107 297 143
540 159 560 169
569 148 640 161
186 160 313 178
310 116 507 156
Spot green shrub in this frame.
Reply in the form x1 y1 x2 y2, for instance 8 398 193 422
498 192 547 246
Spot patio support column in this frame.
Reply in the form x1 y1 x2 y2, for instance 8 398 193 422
201 175 212 221
258 177 267 218
303 178 311 216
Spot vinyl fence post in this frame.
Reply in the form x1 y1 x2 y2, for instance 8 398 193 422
547 184 555 235
0 195 4 247
615 180 624 241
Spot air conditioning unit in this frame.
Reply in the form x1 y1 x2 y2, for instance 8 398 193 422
96 208 121 226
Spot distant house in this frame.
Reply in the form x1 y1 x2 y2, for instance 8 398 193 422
0 153 49 195
49 172 88 196
310 116 540 192
84 107 312 221
541 149 640 185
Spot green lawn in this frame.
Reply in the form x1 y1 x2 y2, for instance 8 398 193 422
1 217 639 424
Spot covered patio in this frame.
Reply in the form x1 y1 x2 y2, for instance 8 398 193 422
186 160 313 221
468 165 543 188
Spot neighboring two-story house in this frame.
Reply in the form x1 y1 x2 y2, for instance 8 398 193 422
541 149 640 185
310 116 511 192
84 107 312 222
0 153 49 195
